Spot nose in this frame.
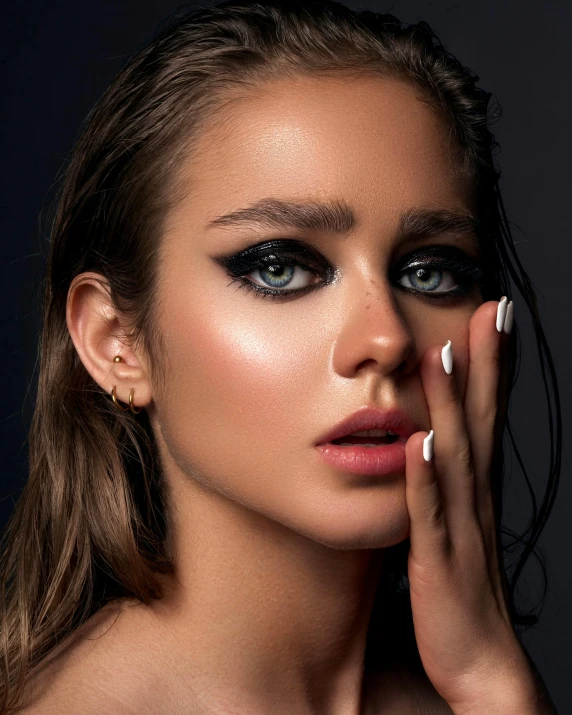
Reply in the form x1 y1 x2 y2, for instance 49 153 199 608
331 276 415 379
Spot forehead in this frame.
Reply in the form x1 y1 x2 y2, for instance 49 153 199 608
173 74 473 234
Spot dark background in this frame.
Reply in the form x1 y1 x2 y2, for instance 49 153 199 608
1 0 570 711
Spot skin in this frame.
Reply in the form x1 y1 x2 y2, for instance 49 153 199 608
26 74 544 714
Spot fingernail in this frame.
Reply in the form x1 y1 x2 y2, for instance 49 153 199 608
503 300 514 334
423 430 434 462
441 339 453 375
496 296 508 332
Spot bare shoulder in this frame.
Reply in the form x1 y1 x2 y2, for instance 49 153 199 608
18 599 152 714
363 664 454 715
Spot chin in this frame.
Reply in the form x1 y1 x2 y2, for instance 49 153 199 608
277 498 411 551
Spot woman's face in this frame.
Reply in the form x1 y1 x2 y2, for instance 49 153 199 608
150 74 482 550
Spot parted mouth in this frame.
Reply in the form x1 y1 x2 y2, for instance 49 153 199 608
330 431 401 446
314 405 421 446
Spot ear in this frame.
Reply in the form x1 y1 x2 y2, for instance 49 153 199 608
66 272 152 411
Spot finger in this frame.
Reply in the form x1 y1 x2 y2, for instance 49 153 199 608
418 339 477 538
464 297 512 608
405 430 450 565
464 299 506 525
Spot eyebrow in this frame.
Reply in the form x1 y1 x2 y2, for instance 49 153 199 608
205 198 479 244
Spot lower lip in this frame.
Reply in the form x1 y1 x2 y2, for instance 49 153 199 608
314 440 406 476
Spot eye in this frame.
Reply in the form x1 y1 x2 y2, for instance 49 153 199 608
398 264 461 294
215 241 483 301
215 241 332 301
393 246 484 300
233 261 323 299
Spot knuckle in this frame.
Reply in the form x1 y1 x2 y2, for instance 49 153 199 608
424 494 447 533
453 440 474 470
477 401 498 426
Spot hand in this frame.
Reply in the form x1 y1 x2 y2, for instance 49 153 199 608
403 298 552 713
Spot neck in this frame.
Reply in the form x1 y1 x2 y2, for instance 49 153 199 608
150 476 389 714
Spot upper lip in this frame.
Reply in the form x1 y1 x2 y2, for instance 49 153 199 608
314 405 422 445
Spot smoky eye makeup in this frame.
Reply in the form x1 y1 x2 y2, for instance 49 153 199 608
212 238 484 302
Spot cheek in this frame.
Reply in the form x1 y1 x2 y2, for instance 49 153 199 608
156 284 316 493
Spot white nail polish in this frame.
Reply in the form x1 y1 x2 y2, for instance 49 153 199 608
441 340 453 375
503 300 514 334
496 296 508 332
423 430 434 462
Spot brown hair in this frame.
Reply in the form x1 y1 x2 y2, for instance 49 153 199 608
0 0 561 710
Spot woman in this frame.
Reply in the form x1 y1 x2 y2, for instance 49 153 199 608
0 0 561 712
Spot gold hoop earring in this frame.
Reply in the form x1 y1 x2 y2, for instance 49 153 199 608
111 355 142 414
111 385 130 412
128 388 142 414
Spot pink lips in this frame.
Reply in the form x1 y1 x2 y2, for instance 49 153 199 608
315 441 407 476
313 405 422 477
314 405 421 446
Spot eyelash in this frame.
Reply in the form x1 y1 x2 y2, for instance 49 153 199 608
220 243 484 302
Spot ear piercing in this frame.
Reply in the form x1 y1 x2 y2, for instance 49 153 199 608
110 355 142 414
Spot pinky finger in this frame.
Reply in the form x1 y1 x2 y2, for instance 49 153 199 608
405 430 449 564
